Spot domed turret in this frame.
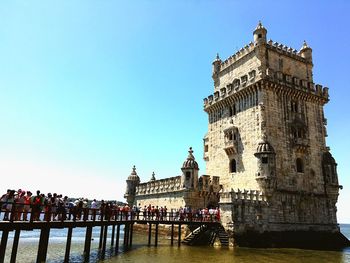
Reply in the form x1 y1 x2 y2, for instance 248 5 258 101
322 150 341 208
253 21 267 45
255 139 275 155
254 138 276 197
124 165 140 206
322 150 338 186
212 53 222 80
299 40 312 63
181 147 199 190
182 147 199 170
127 165 140 182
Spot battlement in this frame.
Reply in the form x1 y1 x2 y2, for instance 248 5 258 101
203 74 328 111
266 39 310 63
220 189 267 203
135 176 182 196
219 42 256 72
214 38 311 80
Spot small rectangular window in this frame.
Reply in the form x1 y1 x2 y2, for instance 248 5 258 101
262 157 268 164
204 145 209 152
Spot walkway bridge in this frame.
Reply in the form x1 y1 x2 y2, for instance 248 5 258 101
0 203 227 263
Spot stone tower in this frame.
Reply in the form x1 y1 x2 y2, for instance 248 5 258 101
181 147 199 190
124 165 140 206
203 22 347 247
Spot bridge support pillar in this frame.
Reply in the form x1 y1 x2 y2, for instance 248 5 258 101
10 229 21 263
123 224 129 247
115 224 120 253
0 230 9 263
84 226 92 262
102 225 108 257
99 225 104 249
148 223 152 246
111 224 115 246
129 223 133 247
178 224 181 247
64 227 73 263
155 223 158 247
37 227 50 263
171 224 174 245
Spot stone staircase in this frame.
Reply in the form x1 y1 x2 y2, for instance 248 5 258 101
216 225 229 246
182 225 208 245
182 224 229 246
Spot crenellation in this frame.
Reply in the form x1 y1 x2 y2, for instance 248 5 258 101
220 87 226 98
204 71 328 110
218 42 256 73
266 39 310 64
135 176 183 196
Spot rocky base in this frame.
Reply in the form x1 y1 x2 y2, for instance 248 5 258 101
233 230 350 250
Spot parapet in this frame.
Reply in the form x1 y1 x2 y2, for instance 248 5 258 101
220 188 267 203
219 42 256 73
135 176 182 196
204 68 259 109
266 39 311 63
204 70 329 110
266 68 329 99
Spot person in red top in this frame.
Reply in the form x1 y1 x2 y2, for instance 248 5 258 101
23 191 32 221
31 191 43 221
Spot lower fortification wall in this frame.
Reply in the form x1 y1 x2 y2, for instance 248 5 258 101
219 189 340 233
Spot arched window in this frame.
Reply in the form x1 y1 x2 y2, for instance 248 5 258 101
230 159 237 173
296 158 304 173
291 101 298 113
228 132 233 141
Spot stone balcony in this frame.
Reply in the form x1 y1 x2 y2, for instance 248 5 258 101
292 138 309 146
291 138 309 153
224 140 238 155
203 151 209 161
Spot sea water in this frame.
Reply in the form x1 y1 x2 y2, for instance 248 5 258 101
3 224 350 263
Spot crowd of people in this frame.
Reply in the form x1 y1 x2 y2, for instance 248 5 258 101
0 189 220 223
0 189 108 221
134 204 221 222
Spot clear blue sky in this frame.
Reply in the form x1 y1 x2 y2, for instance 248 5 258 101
0 1 349 222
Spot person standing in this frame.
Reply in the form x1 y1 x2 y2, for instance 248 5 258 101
23 191 32 221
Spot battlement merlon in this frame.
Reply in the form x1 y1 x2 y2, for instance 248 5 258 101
211 22 315 93
203 78 329 113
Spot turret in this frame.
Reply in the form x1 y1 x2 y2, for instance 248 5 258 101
150 171 156 181
124 165 140 206
181 147 199 190
254 138 276 197
253 21 267 45
212 53 221 80
322 150 341 200
299 40 312 63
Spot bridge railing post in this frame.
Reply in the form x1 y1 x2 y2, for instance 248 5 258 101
92 209 96 221
9 202 16 222
83 208 88 221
